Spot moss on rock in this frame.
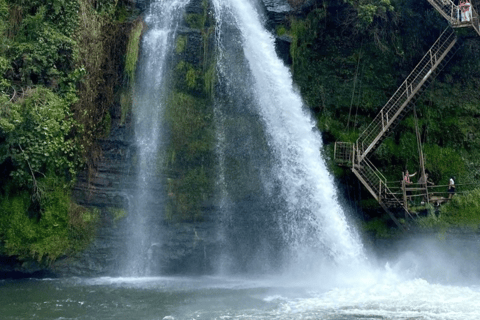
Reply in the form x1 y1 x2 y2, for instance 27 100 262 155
0 177 99 264
163 1 216 222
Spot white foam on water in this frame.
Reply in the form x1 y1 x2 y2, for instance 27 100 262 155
273 278 480 320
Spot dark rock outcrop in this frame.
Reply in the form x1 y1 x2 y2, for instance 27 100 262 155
259 0 293 66
261 0 292 31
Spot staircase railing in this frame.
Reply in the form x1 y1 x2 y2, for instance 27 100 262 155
333 1 479 228
355 28 457 161
426 0 480 35
334 142 354 167
473 6 480 35
427 0 460 23
351 158 408 228
352 158 401 205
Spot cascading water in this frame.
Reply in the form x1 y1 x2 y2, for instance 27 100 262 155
4 3 480 320
121 0 190 276
120 0 363 277
213 0 365 273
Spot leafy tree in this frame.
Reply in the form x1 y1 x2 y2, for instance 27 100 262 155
0 87 81 192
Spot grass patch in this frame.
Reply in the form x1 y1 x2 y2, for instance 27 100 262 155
414 189 480 232
0 177 99 264
440 188 480 229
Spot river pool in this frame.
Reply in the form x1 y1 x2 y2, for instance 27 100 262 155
2 266 480 320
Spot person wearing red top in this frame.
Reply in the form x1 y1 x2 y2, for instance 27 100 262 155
459 0 472 22
404 170 417 204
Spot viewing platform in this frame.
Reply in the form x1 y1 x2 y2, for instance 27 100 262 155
427 0 480 36
333 0 480 229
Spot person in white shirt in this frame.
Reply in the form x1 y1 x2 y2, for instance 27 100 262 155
448 176 456 199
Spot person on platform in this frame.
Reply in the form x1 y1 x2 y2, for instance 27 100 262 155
418 172 434 188
448 176 456 199
404 170 417 204
404 170 417 184
459 0 472 22
418 172 434 204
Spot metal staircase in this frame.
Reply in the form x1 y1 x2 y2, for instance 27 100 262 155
333 0 480 227
356 28 458 161
426 0 480 36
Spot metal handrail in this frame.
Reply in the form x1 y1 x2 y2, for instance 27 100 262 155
427 0 480 35
356 28 457 160
333 0 479 225
356 159 405 208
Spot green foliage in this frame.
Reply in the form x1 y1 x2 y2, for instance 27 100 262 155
414 189 480 232
108 207 127 222
0 176 98 263
121 18 143 126
72 0 136 159
175 60 202 92
163 91 214 221
165 92 213 164
0 87 81 188
287 0 480 231
276 25 287 36
288 6 397 122
440 188 480 229
125 18 144 86
288 17 309 74
0 0 135 262
415 209 449 232
163 4 216 222
100 110 112 138
424 144 466 185
185 13 204 30
204 63 216 97
357 0 393 26
363 218 391 238
0 0 8 58
175 35 187 54
2 3 79 89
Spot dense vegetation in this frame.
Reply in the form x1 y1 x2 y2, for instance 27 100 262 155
1 0 479 267
285 0 480 232
0 0 137 263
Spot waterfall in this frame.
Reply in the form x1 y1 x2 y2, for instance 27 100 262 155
212 0 365 272
121 0 364 277
122 0 190 276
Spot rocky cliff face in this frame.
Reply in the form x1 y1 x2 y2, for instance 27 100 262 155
52 0 216 277
14 0 292 278
261 0 293 65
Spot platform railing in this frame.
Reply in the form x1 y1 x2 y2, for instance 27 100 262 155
333 142 354 166
426 0 480 35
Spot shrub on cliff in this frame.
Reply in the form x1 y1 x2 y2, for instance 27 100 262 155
0 176 98 263
0 87 81 190
0 0 136 263
439 188 480 230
